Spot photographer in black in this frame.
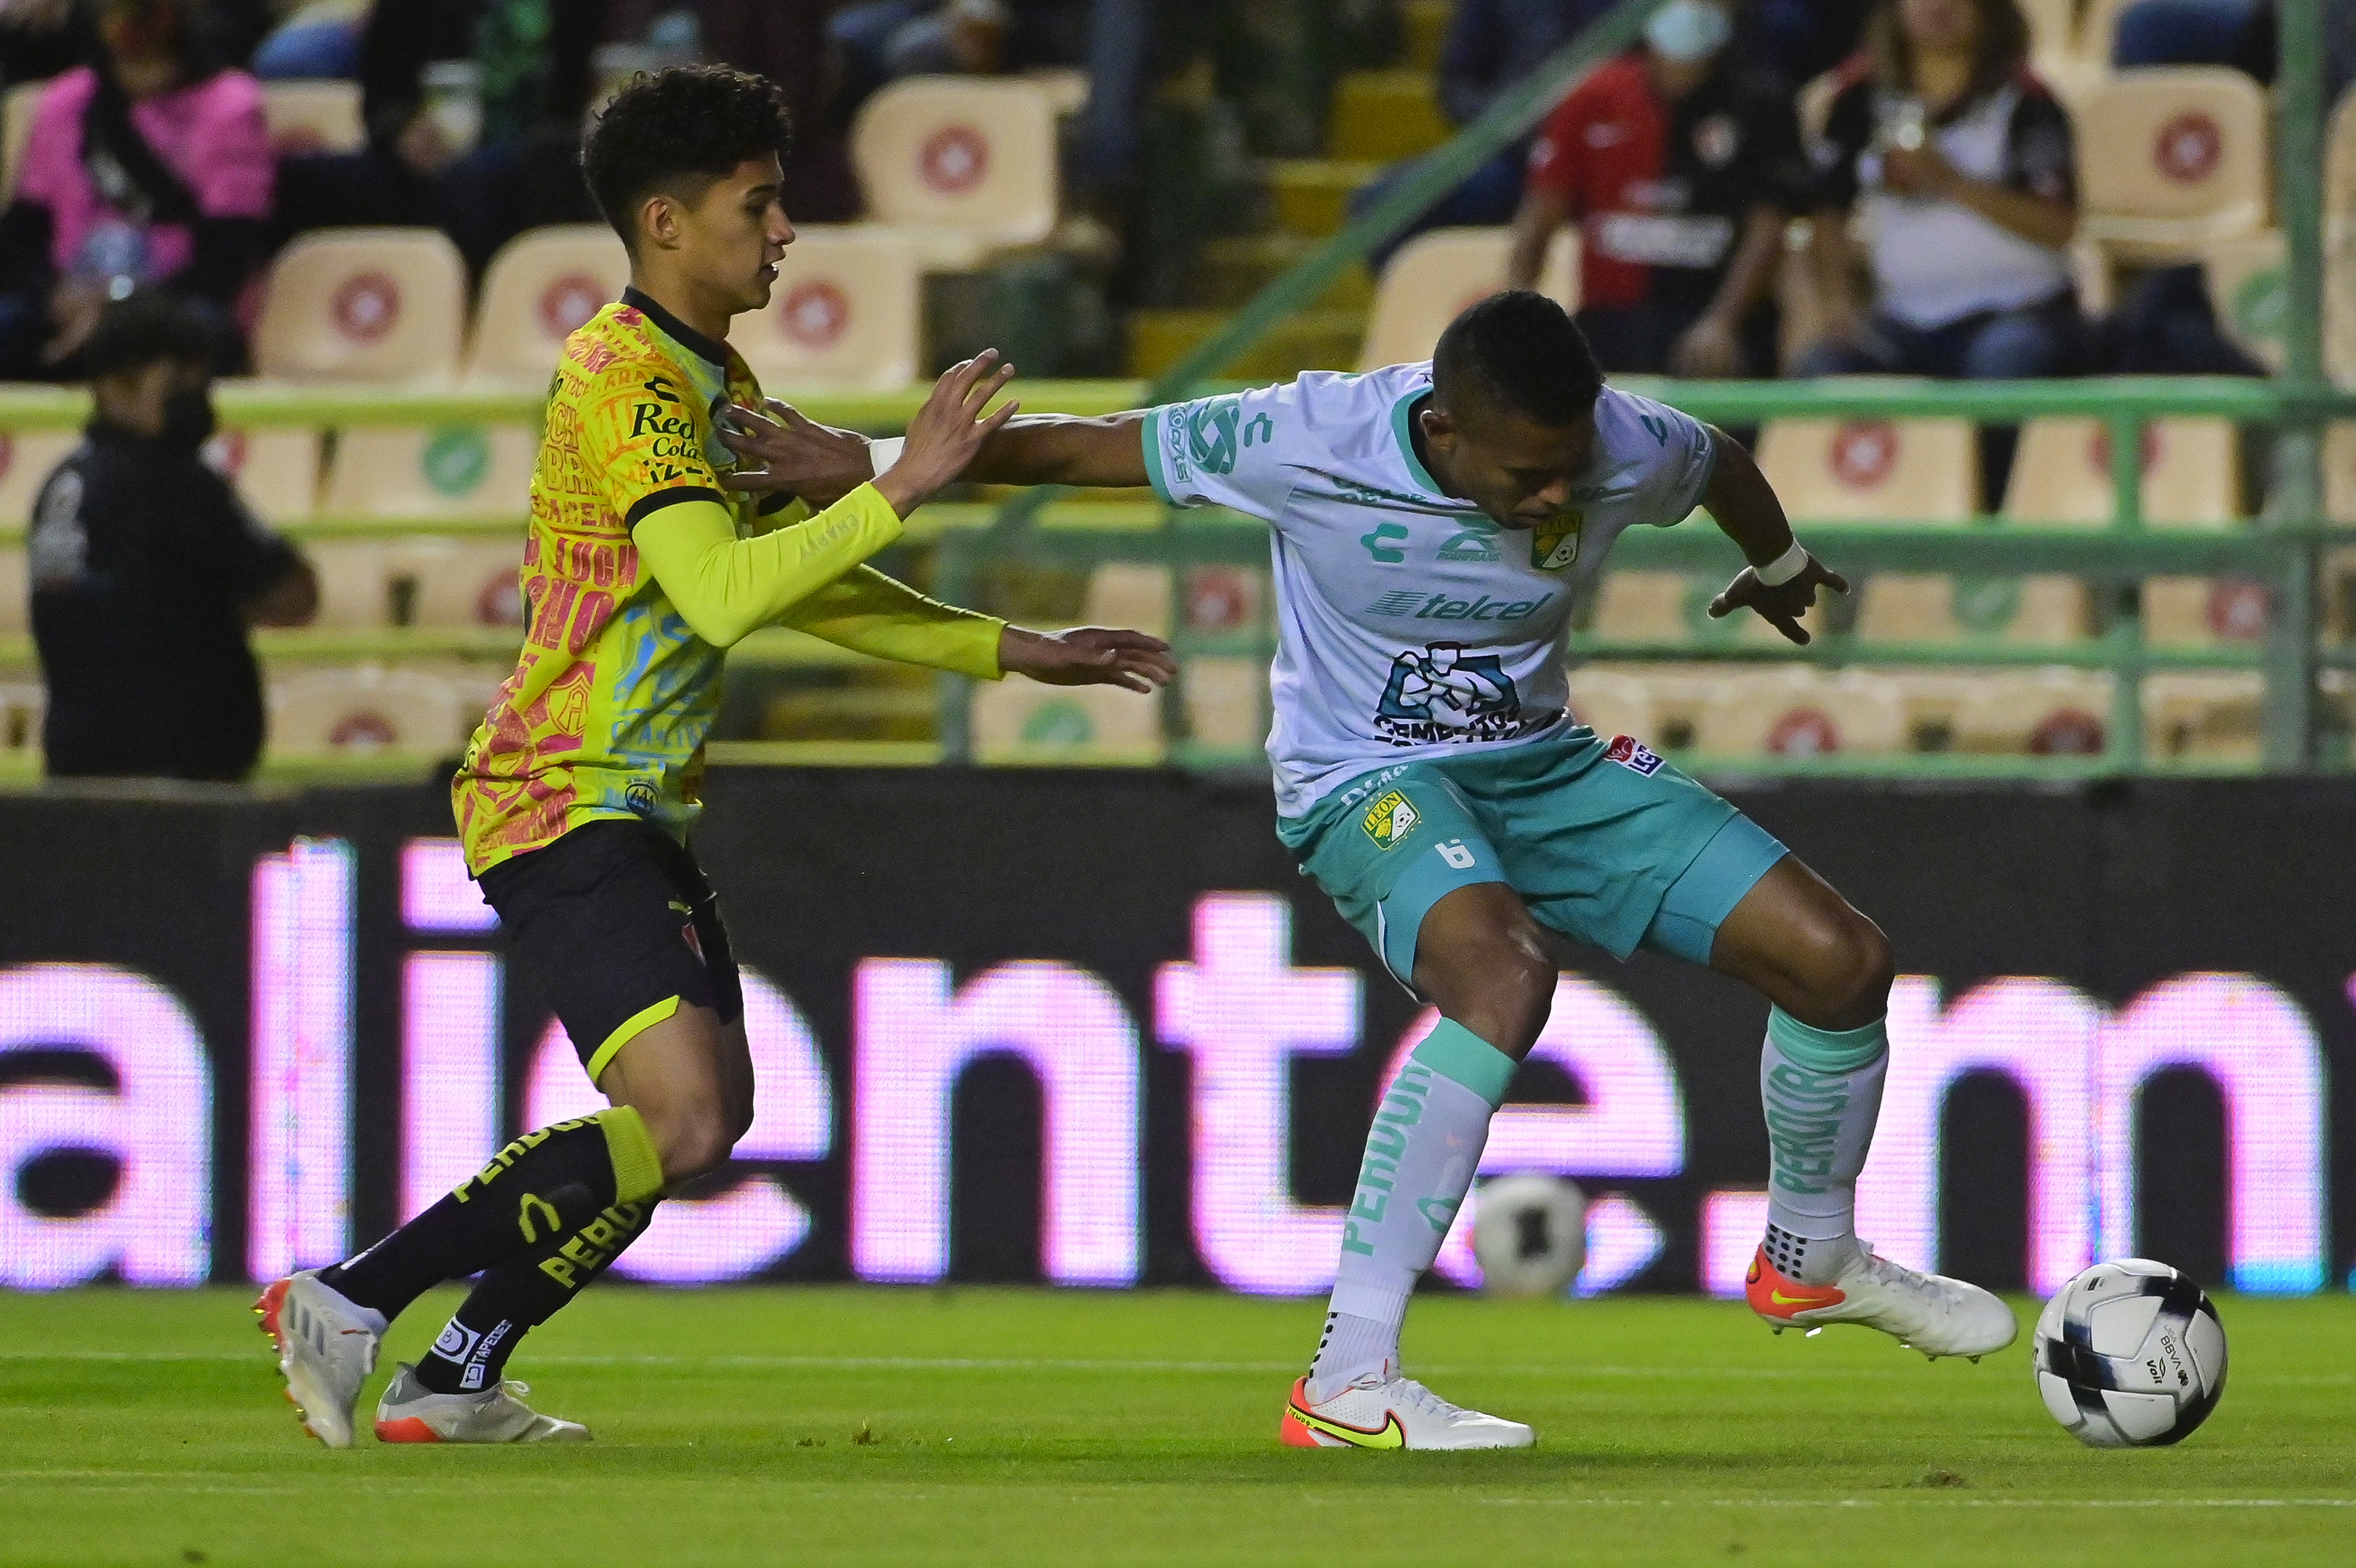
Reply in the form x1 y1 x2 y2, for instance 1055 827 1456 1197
28 292 315 781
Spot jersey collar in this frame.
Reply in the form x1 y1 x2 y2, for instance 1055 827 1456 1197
1390 389 1447 497
622 286 731 373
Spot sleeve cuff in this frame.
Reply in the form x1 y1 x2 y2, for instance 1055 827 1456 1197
1140 408 1177 505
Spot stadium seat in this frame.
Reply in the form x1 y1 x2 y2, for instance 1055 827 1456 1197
2006 416 2239 526
0 545 24 634
0 430 80 528
1182 563 1266 634
0 680 39 756
305 541 399 628
1756 415 1978 519
0 80 39 205
1699 667 1907 756
2074 69 2269 262
2202 231 2287 372
1957 670 2113 755
2144 671 2262 761
396 538 528 630
733 226 922 391
851 77 1058 267
970 678 1163 764
261 79 363 156
270 665 465 755
2327 85 2356 237
253 228 467 383
1589 568 1824 644
1854 571 2094 644
468 225 630 382
1181 656 1263 749
1082 562 1173 640
1564 666 1656 744
203 427 321 524
2020 0 2080 61
1604 662 1728 753
321 425 536 520
1356 227 1580 370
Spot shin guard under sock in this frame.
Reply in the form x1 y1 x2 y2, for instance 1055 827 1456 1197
414 1196 660 1394
323 1106 664 1322
1308 1018 1513 1401
1759 1006 1887 1284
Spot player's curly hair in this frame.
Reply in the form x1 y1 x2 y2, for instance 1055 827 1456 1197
580 65 794 252
1432 291 1603 427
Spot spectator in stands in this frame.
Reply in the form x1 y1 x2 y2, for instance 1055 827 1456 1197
1793 0 2080 505
1503 0 1808 376
1351 0 1620 271
0 0 273 379
28 292 315 782
0 0 86 89
248 0 366 81
273 0 608 274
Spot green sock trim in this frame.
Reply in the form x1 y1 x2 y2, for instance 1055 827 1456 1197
1409 1018 1518 1109
1766 1007 1887 1074
595 1105 666 1205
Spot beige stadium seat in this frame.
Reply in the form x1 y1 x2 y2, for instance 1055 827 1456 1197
1958 670 2113 755
2202 231 2287 371
2075 69 2269 261
305 541 398 627
1182 562 1266 633
270 666 465 755
2021 0 2081 61
1756 415 1977 520
1181 656 1263 749
0 680 40 755
2005 416 2238 526
971 678 1163 764
395 538 528 630
2144 574 2270 646
1607 662 1734 753
2325 423 2356 523
1857 571 2093 643
0 545 24 635
1565 666 1656 744
1698 667 1906 757
1589 568 1824 644
321 425 536 520
1356 227 1579 370
1082 561 1173 639
254 228 467 383
733 226 922 391
262 79 363 156
2145 671 2262 761
468 225 630 382
851 77 1057 266
0 430 79 527
2328 87 2356 237
203 427 321 523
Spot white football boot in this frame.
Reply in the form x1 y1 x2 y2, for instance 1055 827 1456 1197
254 1269 385 1449
1748 1239 2017 1360
1280 1372 1534 1451
374 1363 592 1444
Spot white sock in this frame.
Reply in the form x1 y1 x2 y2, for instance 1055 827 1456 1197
1759 1006 1888 1287
1306 1018 1512 1402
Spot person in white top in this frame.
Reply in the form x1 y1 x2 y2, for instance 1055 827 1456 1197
723 290 2019 1451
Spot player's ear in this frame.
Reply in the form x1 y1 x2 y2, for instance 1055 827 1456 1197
1419 403 1457 447
639 192 683 253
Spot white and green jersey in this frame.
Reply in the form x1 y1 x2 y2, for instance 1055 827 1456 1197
1142 363 1717 816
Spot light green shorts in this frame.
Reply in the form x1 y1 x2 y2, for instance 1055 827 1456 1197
1276 729 1787 990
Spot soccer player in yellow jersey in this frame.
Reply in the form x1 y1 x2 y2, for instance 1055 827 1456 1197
257 65 1174 1447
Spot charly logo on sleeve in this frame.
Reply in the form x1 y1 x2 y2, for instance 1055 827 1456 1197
1181 397 1274 478
1373 641 1524 745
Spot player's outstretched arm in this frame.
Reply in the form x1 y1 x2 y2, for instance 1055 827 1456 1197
1699 425 1849 647
778 566 1174 691
719 399 1151 499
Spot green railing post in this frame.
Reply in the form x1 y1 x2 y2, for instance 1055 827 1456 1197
2105 410 2147 769
2268 0 2328 770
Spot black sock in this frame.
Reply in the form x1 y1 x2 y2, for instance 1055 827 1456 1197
412 1197 659 1394
321 1109 662 1322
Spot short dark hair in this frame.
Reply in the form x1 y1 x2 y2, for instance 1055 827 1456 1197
1431 291 1603 427
77 291 217 380
580 65 795 251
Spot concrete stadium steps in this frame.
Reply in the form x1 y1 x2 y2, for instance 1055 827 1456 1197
1190 235 1374 310
1404 0 1451 71
1261 158 1386 238
1125 306 1365 379
1325 70 1452 162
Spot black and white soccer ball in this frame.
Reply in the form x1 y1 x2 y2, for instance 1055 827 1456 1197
1471 1173 1585 1297
2033 1258 2227 1448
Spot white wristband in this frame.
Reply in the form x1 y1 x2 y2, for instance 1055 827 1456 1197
869 436 905 475
1754 539 1810 587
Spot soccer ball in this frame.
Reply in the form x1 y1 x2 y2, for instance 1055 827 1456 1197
2033 1258 2227 1447
1470 1173 1585 1297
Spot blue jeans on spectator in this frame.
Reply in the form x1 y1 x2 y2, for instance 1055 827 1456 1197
1791 292 2086 507
2110 0 2261 66
250 17 361 79
1348 145 1527 276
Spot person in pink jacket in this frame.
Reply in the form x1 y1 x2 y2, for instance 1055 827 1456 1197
0 0 273 378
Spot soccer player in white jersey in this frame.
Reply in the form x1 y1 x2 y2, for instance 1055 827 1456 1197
721 291 2017 1450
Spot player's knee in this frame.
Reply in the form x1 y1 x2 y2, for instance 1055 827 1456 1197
642 1097 739 1185
1434 925 1554 1057
1806 912 1893 1026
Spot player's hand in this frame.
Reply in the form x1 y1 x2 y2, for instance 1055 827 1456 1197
872 350 1019 518
1707 554 1848 646
999 625 1176 693
1879 145 1958 198
717 398 875 507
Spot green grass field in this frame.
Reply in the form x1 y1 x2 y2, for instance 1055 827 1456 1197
0 1285 2349 1566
